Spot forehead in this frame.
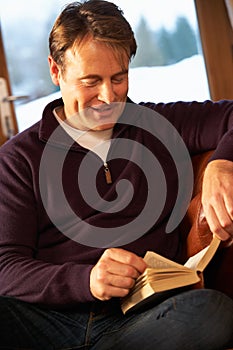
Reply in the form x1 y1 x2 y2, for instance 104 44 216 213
64 37 130 73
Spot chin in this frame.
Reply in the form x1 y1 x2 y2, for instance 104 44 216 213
92 123 115 131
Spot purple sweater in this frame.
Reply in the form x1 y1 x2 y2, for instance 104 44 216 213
0 98 233 309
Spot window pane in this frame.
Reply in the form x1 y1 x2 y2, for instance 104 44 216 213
111 0 209 103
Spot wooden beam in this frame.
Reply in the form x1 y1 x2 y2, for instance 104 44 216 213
0 24 18 145
195 0 233 101
225 0 233 29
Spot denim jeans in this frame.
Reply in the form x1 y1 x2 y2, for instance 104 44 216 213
0 289 233 350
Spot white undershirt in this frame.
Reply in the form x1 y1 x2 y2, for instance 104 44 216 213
53 107 112 162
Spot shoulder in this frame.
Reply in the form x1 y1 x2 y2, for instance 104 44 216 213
0 121 44 173
0 121 41 155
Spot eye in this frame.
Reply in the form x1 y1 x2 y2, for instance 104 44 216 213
112 74 127 84
81 79 99 87
112 77 124 84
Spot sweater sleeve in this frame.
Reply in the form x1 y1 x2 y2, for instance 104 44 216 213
209 128 233 162
0 152 95 308
140 100 233 155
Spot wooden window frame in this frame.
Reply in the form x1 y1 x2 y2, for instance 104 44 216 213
195 0 233 101
0 25 18 145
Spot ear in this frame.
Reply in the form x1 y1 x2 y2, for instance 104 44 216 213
48 55 61 86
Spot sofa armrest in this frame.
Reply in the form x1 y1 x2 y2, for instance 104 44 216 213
181 151 233 299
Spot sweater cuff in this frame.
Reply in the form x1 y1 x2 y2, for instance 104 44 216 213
77 264 96 302
209 129 233 162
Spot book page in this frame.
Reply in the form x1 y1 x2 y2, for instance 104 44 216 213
184 235 221 271
184 245 209 269
144 251 186 270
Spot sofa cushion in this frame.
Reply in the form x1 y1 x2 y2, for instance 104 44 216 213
180 151 233 299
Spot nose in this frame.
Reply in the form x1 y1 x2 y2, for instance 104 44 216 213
97 81 116 104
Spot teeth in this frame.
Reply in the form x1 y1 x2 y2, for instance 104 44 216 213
93 105 112 111
95 108 111 112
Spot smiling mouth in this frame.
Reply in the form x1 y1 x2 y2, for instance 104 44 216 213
91 105 115 114
89 105 121 124
83 102 126 128
80 103 125 131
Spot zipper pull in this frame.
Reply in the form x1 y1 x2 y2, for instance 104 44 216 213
104 162 112 184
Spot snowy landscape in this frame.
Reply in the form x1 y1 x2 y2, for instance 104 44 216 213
16 54 210 132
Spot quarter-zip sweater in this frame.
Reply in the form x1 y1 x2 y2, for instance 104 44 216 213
0 97 233 309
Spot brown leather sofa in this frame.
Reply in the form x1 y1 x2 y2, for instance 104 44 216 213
180 150 233 349
181 150 233 300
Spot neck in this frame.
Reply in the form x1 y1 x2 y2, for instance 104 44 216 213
55 106 113 149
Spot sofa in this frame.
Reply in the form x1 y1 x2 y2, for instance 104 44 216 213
181 150 233 300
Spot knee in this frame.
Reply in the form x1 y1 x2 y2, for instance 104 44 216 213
183 289 233 344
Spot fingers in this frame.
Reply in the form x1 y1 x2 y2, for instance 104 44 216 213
202 159 233 242
102 248 146 275
223 191 233 222
202 200 233 241
222 193 233 245
90 248 147 301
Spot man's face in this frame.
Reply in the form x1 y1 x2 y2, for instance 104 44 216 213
49 37 129 131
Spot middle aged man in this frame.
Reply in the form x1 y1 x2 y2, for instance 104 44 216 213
0 1 233 349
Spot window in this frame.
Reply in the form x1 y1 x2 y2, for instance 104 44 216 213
0 0 210 131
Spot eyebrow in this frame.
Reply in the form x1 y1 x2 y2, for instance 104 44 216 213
80 69 129 80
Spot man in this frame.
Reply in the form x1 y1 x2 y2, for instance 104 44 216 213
0 1 233 349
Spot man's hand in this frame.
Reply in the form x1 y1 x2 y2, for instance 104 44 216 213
90 248 147 301
202 159 233 243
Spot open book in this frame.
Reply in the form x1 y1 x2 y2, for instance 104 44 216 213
121 236 221 314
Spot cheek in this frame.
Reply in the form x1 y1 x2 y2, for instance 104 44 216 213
116 83 128 97
61 84 85 102
77 89 97 105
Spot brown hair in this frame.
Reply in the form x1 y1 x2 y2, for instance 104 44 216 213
49 0 137 70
